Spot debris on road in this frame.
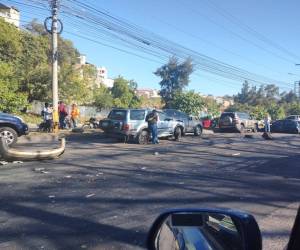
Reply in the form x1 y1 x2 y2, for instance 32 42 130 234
141 167 147 170
48 195 55 199
154 152 159 156
232 153 241 156
33 167 49 174
86 193 95 198
64 175 72 178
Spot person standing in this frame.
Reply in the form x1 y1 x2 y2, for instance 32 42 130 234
70 103 80 128
58 101 68 129
264 113 271 133
42 102 53 132
146 109 159 144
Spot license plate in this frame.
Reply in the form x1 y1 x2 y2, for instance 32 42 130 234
102 121 109 127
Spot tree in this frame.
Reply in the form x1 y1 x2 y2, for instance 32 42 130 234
94 86 113 110
111 76 141 108
203 97 220 117
154 57 193 108
172 91 204 115
0 62 27 113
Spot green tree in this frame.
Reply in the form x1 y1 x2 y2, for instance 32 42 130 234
111 76 141 108
94 86 113 110
203 97 220 117
172 91 204 115
0 62 27 113
155 57 193 108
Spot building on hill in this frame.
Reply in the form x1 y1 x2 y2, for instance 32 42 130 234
0 4 19 28
135 88 160 98
96 66 114 88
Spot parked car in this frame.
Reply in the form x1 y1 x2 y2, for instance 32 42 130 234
0 112 29 146
285 115 300 121
219 112 258 132
164 109 203 136
271 119 300 134
99 109 184 144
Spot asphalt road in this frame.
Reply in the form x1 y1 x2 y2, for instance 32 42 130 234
0 131 299 250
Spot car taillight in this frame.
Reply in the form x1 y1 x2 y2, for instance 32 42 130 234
122 124 130 131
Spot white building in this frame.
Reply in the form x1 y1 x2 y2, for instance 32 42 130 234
96 66 114 88
0 4 20 28
135 88 160 98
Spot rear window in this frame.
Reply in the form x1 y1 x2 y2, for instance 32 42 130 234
130 110 145 120
220 113 235 119
108 110 127 120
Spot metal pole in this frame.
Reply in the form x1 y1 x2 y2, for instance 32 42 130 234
51 0 59 132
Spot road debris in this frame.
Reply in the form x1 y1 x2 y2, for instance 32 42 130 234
141 167 147 170
48 195 55 199
86 193 95 198
232 153 241 156
64 175 72 178
154 152 159 156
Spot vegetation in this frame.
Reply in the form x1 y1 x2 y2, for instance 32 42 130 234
226 81 299 120
0 19 142 114
155 57 193 108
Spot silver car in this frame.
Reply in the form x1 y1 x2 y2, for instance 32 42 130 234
100 109 184 144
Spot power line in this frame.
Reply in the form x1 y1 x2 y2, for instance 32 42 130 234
202 0 300 62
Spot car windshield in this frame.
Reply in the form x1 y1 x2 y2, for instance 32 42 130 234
108 110 127 120
220 113 235 119
130 110 145 120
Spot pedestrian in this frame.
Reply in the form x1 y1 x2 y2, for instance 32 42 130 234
70 103 80 128
146 109 159 144
58 101 68 129
264 113 271 133
42 102 53 132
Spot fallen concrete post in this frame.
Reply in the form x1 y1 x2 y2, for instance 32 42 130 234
0 137 65 161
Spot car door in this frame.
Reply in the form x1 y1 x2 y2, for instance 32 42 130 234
157 111 170 136
283 120 296 133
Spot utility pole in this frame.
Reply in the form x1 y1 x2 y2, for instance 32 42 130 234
45 0 63 132
51 0 59 132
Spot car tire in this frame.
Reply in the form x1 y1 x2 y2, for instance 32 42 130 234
137 130 149 144
194 125 203 136
174 127 182 141
0 127 18 146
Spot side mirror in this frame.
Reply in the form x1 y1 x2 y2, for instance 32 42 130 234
147 208 262 250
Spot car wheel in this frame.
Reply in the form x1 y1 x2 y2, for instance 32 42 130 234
137 130 149 144
174 127 182 141
194 125 202 136
0 127 18 146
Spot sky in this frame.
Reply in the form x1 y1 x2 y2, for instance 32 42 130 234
2 0 300 96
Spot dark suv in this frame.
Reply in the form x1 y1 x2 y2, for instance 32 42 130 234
0 112 29 146
164 109 203 136
219 112 258 132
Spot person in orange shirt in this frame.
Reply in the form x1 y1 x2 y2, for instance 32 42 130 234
71 103 80 128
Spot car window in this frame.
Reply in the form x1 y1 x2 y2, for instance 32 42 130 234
108 110 127 120
130 110 145 120
286 116 294 120
220 113 235 119
158 112 167 121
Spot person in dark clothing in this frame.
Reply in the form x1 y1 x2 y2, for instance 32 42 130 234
146 109 159 144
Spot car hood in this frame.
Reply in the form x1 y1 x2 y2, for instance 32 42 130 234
0 112 22 122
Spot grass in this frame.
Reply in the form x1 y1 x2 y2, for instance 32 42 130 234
18 113 43 125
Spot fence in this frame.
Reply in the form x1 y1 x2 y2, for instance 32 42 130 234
28 100 110 120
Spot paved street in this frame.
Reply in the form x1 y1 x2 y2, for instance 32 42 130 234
0 131 300 250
